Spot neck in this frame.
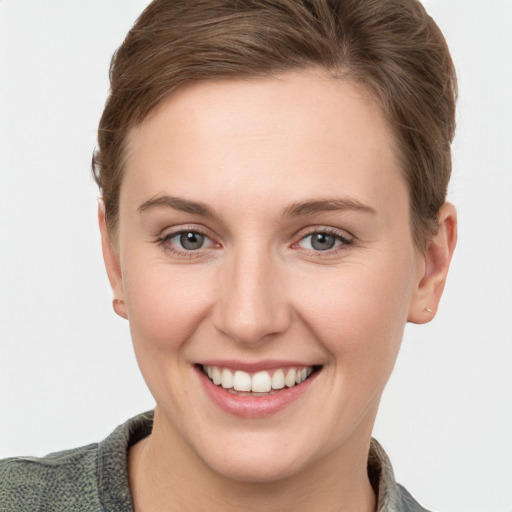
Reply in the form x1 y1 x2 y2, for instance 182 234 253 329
129 408 377 512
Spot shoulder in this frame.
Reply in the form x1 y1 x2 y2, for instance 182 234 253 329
395 483 433 512
0 411 153 512
369 438 433 512
0 443 102 511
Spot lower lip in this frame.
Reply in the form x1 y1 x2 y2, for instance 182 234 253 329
196 366 320 419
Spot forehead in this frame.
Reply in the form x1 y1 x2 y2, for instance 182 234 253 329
122 71 405 216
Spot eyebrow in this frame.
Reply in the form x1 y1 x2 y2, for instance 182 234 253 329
137 195 215 218
283 198 377 217
137 194 377 218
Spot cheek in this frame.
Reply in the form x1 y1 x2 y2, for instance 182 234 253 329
119 257 216 414
121 256 213 353
291 257 415 370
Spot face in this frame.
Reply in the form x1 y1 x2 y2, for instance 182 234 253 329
104 71 429 482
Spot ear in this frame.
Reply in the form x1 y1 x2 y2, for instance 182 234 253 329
408 202 457 324
98 200 128 319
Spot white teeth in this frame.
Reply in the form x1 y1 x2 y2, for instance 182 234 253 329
233 370 252 392
221 368 233 389
252 371 272 393
285 368 296 387
203 365 315 392
212 367 221 385
271 369 285 390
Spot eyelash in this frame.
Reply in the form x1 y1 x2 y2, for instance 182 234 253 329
155 227 354 258
155 227 218 259
295 228 353 255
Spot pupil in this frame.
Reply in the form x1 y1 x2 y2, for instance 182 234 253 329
180 232 204 250
311 233 335 251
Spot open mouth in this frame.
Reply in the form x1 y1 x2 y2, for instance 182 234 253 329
200 364 321 396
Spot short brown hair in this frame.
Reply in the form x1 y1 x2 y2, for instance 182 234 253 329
92 0 457 249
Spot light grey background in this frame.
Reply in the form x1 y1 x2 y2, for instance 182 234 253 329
1 1 511 511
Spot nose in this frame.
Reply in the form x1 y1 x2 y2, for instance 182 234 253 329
212 246 291 346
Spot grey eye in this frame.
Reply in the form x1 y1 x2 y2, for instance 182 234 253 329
310 233 336 251
298 232 347 252
178 232 206 250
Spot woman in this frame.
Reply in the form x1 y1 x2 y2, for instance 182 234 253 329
0 1 458 511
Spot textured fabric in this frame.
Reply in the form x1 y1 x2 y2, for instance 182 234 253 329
0 411 431 512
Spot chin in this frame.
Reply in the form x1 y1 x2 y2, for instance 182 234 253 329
195 431 320 484
207 452 308 484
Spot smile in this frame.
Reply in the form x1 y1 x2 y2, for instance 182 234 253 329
197 363 322 418
202 365 316 395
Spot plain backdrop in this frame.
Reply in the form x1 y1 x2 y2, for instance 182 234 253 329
1 1 511 511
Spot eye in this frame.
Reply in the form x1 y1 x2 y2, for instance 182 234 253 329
297 231 350 251
181 231 206 250
158 230 216 254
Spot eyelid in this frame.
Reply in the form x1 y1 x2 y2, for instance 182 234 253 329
157 223 217 241
294 225 354 243
155 224 221 257
292 226 354 254
167 231 214 249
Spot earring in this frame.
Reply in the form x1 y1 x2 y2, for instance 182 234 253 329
424 307 433 313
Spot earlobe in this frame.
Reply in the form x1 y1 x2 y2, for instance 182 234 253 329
98 200 128 319
408 202 457 324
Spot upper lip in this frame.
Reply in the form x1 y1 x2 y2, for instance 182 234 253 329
196 359 320 373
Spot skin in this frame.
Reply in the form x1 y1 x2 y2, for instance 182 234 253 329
99 70 457 512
